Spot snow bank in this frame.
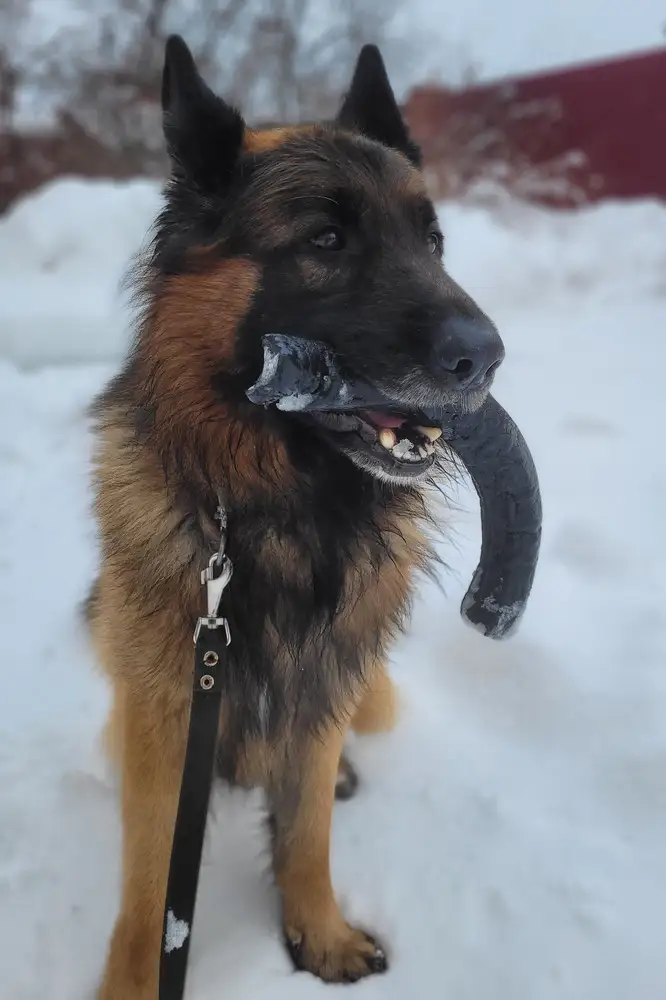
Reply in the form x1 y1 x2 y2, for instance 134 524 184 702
1 177 666 1000
442 195 666 309
0 179 162 367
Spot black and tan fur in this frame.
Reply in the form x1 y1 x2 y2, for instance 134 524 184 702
90 37 492 997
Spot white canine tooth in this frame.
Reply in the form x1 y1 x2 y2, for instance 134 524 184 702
415 425 443 442
423 442 435 456
379 428 397 449
417 445 430 459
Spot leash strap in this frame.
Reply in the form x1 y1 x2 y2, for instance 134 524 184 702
159 542 232 1000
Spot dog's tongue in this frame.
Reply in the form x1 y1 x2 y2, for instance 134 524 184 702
363 411 405 429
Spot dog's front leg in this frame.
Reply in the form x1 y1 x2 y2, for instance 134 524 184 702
269 722 388 983
98 684 189 1000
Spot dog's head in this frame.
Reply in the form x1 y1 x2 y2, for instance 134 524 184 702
150 36 503 485
125 37 540 641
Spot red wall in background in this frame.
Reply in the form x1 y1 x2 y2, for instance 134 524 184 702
405 47 666 206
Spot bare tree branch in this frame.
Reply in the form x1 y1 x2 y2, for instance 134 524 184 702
0 0 412 211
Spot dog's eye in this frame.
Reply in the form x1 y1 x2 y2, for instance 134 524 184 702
309 227 345 251
427 230 443 256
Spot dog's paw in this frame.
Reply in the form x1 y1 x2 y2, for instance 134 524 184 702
335 755 359 801
284 921 387 983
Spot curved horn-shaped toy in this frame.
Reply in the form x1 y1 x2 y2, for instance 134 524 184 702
432 395 541 638
246 334 542 638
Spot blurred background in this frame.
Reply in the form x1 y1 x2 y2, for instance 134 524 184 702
2 0 665 215
1 0 665 364
1 4 665 1000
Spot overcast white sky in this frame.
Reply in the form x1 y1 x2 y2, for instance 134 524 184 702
409 0 664 84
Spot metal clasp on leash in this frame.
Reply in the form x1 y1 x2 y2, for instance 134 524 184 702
193 545 233 645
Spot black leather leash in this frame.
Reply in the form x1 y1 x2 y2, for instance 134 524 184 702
159 514 233 1000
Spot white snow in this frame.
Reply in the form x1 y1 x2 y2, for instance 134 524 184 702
247 342 281 399
165 911 191 954
0 179 162 367
391 437 415 459
275 393 316 412
1 179 666 1000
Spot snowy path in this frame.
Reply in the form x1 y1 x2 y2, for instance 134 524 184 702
1 184 665 999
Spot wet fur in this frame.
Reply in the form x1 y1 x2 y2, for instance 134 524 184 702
91 38 458 996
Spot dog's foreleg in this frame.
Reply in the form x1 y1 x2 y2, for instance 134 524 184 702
351 660 398 734
269 721 388 983
98 684 189 1000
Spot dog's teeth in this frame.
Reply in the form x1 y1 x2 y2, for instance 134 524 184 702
417 445 430 459
379 428 397 449
415 425 443 442
392 437 414 459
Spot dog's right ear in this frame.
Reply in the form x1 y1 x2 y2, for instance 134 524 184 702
162 35 244 192
337 45 421 167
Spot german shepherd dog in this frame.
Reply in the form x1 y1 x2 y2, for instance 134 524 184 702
90 37 505 997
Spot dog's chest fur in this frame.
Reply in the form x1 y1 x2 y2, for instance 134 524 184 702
90 414 435 756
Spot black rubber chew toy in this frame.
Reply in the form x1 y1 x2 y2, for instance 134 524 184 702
247 334 542 639
433 396 542 638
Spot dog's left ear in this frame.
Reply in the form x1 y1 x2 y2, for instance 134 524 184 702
337 45 421 167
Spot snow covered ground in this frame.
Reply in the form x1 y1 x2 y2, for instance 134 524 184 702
1 179 665 1000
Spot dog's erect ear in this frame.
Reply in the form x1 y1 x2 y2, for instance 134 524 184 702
162 35 244 191
337 45 421 167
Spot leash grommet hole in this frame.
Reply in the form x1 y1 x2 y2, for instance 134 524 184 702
200 674 215 690
203 651 219 667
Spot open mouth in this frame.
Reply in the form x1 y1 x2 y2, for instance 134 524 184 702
245 333 542 638
307 408 443 477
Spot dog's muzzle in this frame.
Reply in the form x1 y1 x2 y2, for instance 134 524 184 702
246 333 542 639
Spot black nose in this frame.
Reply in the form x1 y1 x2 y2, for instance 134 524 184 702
432 315 505 389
